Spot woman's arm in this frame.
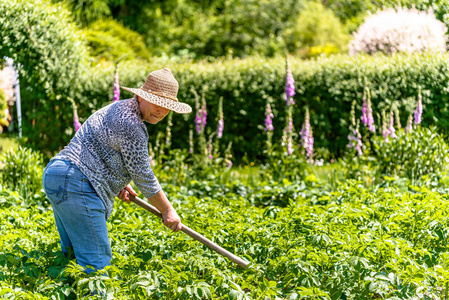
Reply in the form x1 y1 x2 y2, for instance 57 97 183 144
147 190 182 232
122 186 182 232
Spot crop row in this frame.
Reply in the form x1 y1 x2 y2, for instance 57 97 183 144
1 178 449 299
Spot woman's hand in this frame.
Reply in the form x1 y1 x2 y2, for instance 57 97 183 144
117 184 137 203
162 207 182 232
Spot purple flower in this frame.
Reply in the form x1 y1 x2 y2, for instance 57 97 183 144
227 160 233 168
299 109 313 159
202 108 208 127
217 118 224 138
361 89 375 132
414 93 423 124
361 91 367 124
381 110 390 142
195 102 208 134
287 138 293 155
217 97 224 138
113 71 120 102
264 103 274 131
389 112 397 138
74 111 82 132
348 126 362 156
285 64 295 106
195 111 202 133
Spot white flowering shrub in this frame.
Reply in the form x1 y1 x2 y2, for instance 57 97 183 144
0 66 15 106
349 7 448 55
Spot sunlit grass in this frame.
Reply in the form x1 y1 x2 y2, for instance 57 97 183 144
308 161 346 188
0 133 19 157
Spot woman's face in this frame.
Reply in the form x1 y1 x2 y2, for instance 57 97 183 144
137 96 170 124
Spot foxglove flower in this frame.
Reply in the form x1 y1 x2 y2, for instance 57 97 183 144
287 137 293 155
348 125 363 156
389 111 397 138
217 119 224 138
348 101 362 155
195 101 208 134
285 60 295 106
299 108 314 159
74 110 82 132
217 97 224 138
414 92 423 125
264 103 274 131
113 71 120 102
361 88 375 132
381 110 390 142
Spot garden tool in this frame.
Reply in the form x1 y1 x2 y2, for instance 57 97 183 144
129 194 250 269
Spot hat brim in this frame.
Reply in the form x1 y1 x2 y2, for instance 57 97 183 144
121 87 192 114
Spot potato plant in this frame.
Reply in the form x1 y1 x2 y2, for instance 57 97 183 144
1 177 449 299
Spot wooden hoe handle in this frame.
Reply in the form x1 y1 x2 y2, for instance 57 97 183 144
129 194 250 269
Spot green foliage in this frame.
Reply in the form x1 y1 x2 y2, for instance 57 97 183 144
373 126 449 179
84 19 151 62
3 163 449 297
52 0 111 27
0 146 45 198
109 0 303 58
284 1 350 58
0 0 88 154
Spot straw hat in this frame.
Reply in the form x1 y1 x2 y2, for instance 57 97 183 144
122 68 192 114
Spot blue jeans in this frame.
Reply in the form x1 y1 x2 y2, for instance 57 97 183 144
43 159 112 273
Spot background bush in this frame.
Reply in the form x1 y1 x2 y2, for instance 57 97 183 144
349 7 447 55
84 19 151 62
283 1 350 58
0 0 88 153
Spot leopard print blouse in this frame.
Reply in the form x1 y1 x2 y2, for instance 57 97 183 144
52 98 161 219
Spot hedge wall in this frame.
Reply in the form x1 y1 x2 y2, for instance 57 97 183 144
81 53 449 161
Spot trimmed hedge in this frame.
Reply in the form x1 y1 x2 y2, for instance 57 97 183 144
2 0 449 161
83 53 449 161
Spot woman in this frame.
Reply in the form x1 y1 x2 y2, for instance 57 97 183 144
42 68 192 272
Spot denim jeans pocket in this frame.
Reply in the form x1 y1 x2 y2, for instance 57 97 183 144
43 173 68 204
43 160 73 205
